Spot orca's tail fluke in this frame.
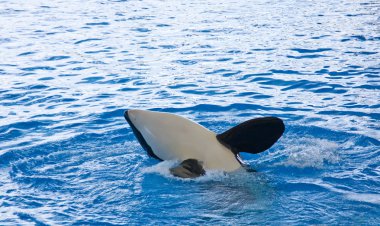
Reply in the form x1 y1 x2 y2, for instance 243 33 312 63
216 117 285 155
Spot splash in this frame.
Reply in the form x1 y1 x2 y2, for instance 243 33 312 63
141 160 230 182
279 137 339 168
141 160 178 177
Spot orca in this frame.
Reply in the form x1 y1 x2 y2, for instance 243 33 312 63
124 109 284 178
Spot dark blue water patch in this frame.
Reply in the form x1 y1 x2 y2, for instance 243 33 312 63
290 48 333 53
0 128 24 141
118 58 136 62
156 23 171 27
205 69 231 75
89 60 106 64
344 51 378 55
311 35 330 40
74 38 102 44
342 102 374 109
222 70 242 77
57 98 79 103
118 87 139 92
253 94 273 99
15 212 49 226
0 63 17 67
19 72 37 76
315 69 329 74
175 60 198 65
367 36 380 41
21 66 56 71
195 29 212 33
353 84 379 90
66 61 83 65
341 35 367 42
259 78 304 89
270 69 303 75
238 73 273 80
25 84 49 90
110 77 134 84
46 31 59 35
0 38 12 43
347 65 363 69
251 48 276 52
345 13 369 17
217 58 233 62
85 22 110 26
314 87 347 94
233 61 246 64
198 44 213 49
46 56 70 61
226 50 242 54
328 70 366 77
18 51 36 56
1 92 31 101
132 28 151 32
128 15 155 20
180 50 197 55
251 77 347 94
77 76 104 84
287 54 327 59
71 66 90 71
141 45 158 49
95 93 116 99
159 45 177 49
58 73 79 77
84 49 110 54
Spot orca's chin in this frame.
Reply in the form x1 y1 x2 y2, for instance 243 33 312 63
124 109 136 123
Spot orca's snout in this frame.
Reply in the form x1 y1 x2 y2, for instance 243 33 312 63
123 109 163 160
124 110 130 121
124 109 138 123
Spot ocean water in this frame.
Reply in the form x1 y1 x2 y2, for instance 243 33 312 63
0 0 379 224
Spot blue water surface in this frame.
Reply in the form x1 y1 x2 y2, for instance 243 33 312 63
1 0 379 225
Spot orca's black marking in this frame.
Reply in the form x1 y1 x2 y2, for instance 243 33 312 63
124 110 163 161
169 159 205 178
217 117 285 155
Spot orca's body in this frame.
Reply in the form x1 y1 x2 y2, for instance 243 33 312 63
124 109 284 178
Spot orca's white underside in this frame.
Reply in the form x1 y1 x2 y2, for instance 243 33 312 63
127 109 242 172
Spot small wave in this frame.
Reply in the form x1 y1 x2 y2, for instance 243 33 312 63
315 180 380 205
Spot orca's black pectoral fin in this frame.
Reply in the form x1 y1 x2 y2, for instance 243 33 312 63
170 159 206 178
216 117 285 155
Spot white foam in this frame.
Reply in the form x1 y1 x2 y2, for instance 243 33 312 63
141 160 229 181
278 137 339 168
141 160 178 178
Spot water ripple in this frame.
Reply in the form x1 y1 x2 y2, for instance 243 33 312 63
0 0 379 224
